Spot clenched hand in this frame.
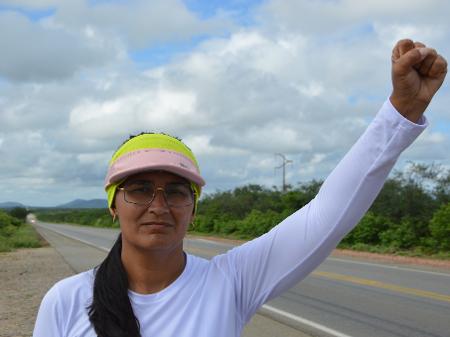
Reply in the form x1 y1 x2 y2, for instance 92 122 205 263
390 39 447 123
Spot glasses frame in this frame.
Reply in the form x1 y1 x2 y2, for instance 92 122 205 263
117 182 195 208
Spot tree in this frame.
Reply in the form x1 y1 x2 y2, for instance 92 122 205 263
342 212 392 245
429 203 450 251
8 207 28 222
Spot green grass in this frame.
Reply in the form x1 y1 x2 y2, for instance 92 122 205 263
0 223 42 252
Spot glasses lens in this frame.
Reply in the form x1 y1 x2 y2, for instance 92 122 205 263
123 182 155 205
165 183 193 207
122 182 193 207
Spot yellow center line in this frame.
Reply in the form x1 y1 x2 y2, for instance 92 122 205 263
313 271 450 303
185 244 450 304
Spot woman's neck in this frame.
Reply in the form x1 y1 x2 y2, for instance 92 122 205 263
121 244 186 294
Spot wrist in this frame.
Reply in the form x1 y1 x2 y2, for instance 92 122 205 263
389 94 428 123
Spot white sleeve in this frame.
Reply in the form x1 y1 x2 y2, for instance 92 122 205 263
215 99 428 324
33 284 66 337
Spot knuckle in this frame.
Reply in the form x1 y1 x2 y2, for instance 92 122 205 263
435 56 447 68
399 38 412 44
414 41 426 47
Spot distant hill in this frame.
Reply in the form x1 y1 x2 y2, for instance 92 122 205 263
0 199 108 209
0 201 26 209
55 199 108 209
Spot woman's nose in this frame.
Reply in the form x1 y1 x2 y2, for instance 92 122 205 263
146 188 169 213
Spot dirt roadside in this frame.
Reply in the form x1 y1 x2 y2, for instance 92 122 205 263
0 246 74 337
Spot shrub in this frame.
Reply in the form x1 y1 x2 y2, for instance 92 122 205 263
237 209 288 238
192 214 214 233
342 212 392 245
34 209 115 228
8 207 28 222
0 224 17 237
429 203 450 251
0 216 41 252
379 217 417 249
212 214 235 234
0 210 21 229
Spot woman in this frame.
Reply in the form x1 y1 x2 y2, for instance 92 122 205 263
33 39 447 337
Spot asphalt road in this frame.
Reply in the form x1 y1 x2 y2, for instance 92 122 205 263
34 221 450 337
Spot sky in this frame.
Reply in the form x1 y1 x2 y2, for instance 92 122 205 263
0 0 449 207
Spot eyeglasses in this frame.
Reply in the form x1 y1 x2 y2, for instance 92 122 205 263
118 182 194 208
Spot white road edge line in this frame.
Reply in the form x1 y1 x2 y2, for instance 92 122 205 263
262 304 354 337
190 238 234 248
36 223 110 252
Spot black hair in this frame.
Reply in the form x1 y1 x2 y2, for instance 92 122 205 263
89 132 198 335
87 234 141 337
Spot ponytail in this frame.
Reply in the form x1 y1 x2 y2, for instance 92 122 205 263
88 234 141 337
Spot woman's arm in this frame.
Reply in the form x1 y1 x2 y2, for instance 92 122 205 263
214 39 447 324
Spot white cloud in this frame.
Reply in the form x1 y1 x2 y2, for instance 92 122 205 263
183 135 247 157
68 87 208 141
0 0 449 205
0 0 59 7
0 11 120 81
257 0 450 35
53 0 233 49
295 82 324 97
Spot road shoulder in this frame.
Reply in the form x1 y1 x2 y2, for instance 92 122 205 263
0 247 74 337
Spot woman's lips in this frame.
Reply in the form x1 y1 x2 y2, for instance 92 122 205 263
140 222 173 232
141 221 172 226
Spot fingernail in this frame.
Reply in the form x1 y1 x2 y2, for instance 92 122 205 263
418 48 428 59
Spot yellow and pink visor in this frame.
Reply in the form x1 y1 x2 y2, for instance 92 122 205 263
104 133 205 209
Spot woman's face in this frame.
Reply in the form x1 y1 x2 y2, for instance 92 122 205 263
114 170 195 253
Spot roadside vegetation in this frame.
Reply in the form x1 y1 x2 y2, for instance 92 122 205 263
33 163 449 258
0 208 42 252
33 208 115 229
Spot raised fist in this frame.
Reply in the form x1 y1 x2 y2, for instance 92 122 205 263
390 39 447 122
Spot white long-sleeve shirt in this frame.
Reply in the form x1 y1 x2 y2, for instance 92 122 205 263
33 100 427 337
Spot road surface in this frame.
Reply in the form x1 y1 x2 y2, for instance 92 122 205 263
34 221 450 337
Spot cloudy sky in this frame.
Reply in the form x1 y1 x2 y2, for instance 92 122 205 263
0 0 449 207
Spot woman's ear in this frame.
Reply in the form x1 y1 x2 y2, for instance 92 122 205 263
109 207 118 224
